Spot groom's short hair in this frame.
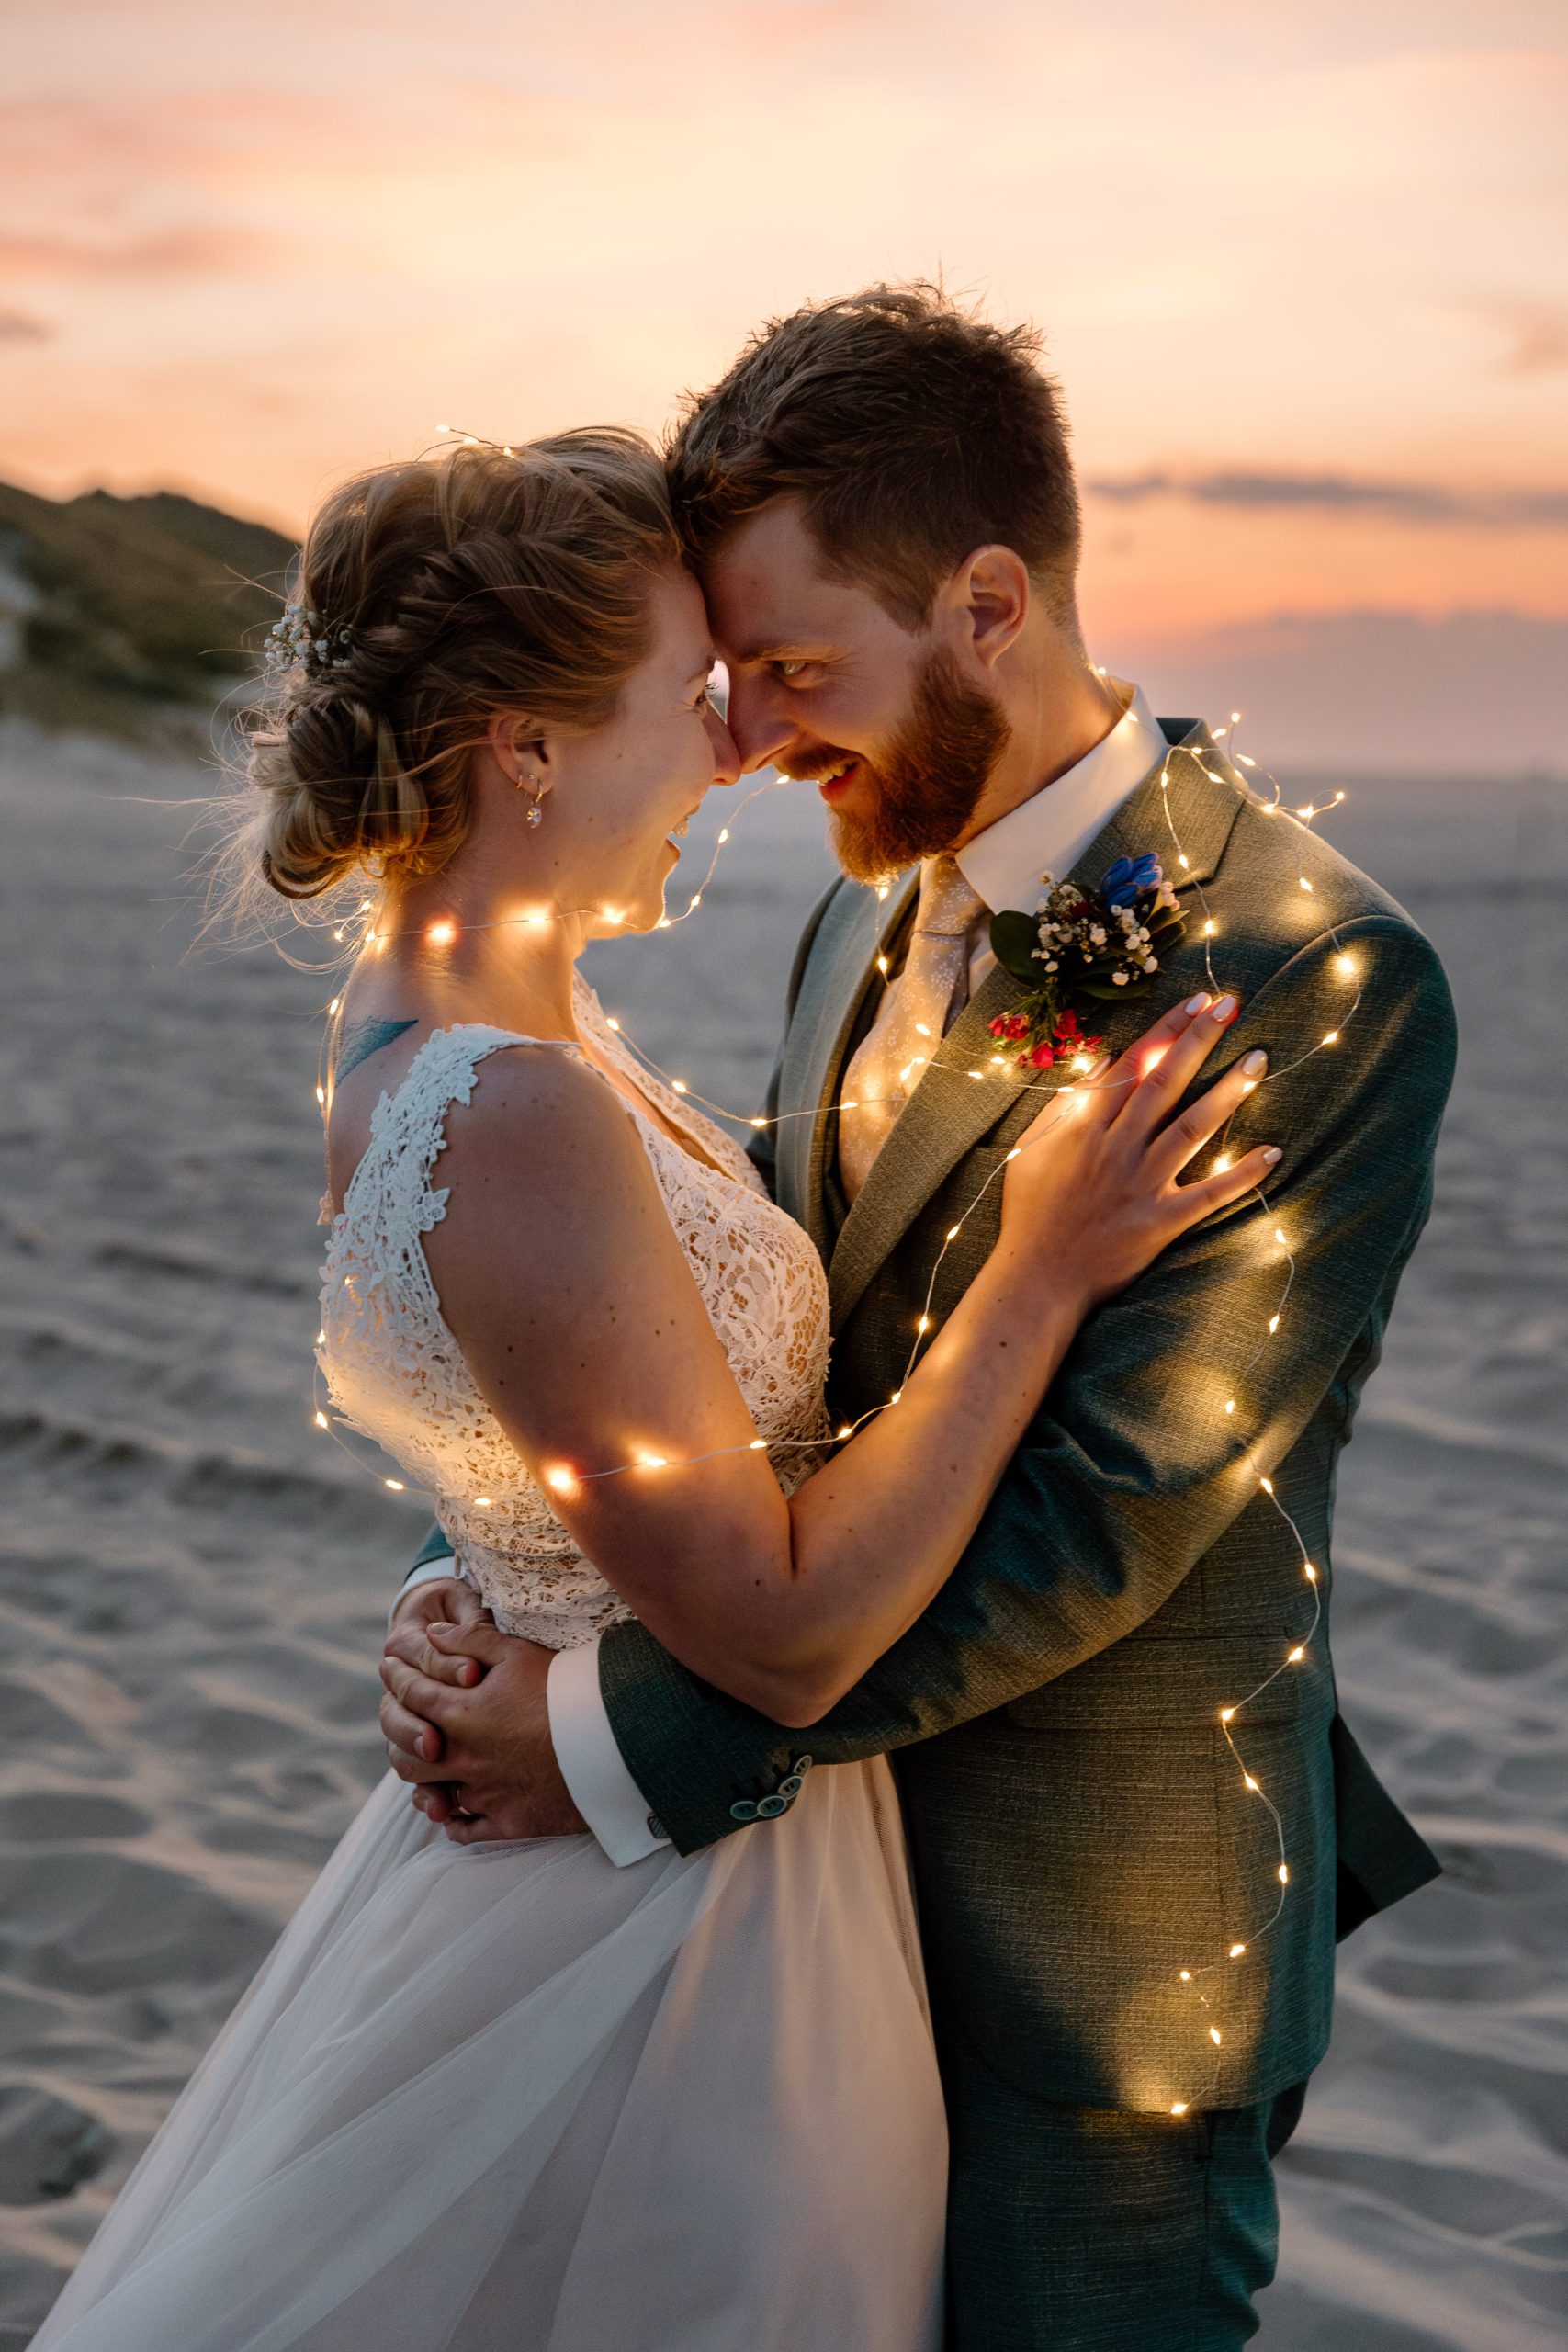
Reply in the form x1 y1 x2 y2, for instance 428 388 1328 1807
666 282 1082 631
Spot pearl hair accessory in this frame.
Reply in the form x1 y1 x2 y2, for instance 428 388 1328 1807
265 601 355 678
311 707 1371 2115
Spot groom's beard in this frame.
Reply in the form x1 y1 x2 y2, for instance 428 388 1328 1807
825 650 1010 885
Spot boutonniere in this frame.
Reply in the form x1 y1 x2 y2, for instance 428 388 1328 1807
987 852 1186 1069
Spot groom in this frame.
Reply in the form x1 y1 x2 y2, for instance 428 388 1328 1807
379 286 1456 2346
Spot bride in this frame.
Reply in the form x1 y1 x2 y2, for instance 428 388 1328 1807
33 432 1273 2351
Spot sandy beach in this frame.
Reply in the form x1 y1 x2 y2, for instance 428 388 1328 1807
0 724 1562 2349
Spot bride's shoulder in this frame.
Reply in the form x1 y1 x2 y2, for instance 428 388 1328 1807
432 1035 654 1220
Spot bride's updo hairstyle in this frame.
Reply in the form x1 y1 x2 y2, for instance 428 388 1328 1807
247 431 681 901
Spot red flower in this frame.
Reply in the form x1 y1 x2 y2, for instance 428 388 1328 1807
1024 1041 1056 1069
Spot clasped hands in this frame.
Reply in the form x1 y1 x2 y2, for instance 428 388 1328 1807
378 1578 588 1843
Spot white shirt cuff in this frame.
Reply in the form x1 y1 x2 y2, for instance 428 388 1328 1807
547 1640 671 1866
389 1555 458 1631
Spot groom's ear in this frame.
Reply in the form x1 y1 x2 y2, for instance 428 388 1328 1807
945 544 1031 673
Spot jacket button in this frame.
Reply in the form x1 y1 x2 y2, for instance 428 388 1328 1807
730 1800 759 1822
757 1794 788 1818
646 1815 667 1841
778 1776 802 1799
794 1755 815 1774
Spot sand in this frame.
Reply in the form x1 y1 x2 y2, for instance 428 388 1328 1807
0 726 1562 2348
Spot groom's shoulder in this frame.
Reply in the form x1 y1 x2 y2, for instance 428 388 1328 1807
1216 776 1431 954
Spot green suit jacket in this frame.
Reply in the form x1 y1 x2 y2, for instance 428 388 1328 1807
583 723 1451 2111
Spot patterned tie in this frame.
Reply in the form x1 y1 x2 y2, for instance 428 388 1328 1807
839 854 988 1203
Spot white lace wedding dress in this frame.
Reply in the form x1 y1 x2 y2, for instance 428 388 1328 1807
32 981 946 2352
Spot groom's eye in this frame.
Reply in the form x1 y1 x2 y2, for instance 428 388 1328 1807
773 659 813 683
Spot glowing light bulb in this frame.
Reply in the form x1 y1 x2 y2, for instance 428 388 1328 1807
1230 1943 1247 1958
474 1496 493 1508
947 1226 962 1242
1260 1477 1274 1495
1224 1398 1236 1415
1214 1154 1232 1173
426 918 457 946
1179 854 1190 869
1335 954 1357 979
1278 1863 1290 1884
717 828 730 843
602 907 625 925
315 1084 325 1105
1202 919 1217 937
1210 2028 1223 2045
385 1477 405 1491
889 1390 903 1404
527 910 549 930
546 1465 581 1498
876 956 891 976
918 1315 931 1333
1220 1707 1235 1723
1321 1029 1339 1046
837 1426 853 1441
876 883 891 900
1170 2102 1190 2117
1288 1645 1306 1662
606 1017 621 1032
1304 1563 1317 1582
672 1080 689 1095
328 997 340 1014
750 1116 767 1129
314 1411 329 1430
1072 1052 1094 1072
914 1023 931 1038
656 917 672 930
749 1439 767 1451
637 1453 669 1470
1273 1228 1288 1247
1268 1314 1280 1333
1299 876 1314 893
688 893 703 910
1245 1775 1260 1792
1179 1970 1192 1982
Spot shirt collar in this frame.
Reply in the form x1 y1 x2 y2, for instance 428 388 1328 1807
953 680 1168 916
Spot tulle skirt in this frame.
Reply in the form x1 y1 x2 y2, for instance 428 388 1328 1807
30 1759 946 2351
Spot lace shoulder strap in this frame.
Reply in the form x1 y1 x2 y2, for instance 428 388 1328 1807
342 1023 582 1253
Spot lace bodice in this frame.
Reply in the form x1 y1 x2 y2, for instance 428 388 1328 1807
318 976 832 1646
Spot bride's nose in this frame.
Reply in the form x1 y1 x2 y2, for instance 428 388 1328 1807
705 705 741 789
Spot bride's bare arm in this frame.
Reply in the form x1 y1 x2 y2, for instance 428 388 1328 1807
423 992 1274 1725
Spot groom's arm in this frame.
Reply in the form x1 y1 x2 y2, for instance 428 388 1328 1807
592 912 1458 1853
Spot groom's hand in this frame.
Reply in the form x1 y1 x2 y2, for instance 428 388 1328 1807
379 1621 587 1844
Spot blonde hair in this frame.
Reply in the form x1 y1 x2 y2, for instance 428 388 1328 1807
244 431 681 902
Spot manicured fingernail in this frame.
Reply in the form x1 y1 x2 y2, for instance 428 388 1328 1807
1185 992 1211 1016
1242 1048 1268 1074
1212 993 1238 1021
1263 1146 1282 1164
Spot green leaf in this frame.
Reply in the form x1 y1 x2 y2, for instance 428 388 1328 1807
988 909 1043 983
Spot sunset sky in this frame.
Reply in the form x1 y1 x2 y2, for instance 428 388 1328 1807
4 0 1564 767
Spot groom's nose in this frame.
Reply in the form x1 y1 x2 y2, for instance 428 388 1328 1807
724 673 795 775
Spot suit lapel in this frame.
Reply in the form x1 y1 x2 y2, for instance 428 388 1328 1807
776 869 919 1257
826 723 1245 1331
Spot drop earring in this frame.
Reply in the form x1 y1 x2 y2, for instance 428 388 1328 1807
518 771 547 829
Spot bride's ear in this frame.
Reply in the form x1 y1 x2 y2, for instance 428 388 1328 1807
485 713 556 798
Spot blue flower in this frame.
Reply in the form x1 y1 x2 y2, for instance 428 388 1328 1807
1102 852 1161 909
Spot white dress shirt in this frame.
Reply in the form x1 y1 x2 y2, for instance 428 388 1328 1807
403 682 1168 1864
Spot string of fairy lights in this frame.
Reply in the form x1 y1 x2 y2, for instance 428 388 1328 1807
305 708 1365 2114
